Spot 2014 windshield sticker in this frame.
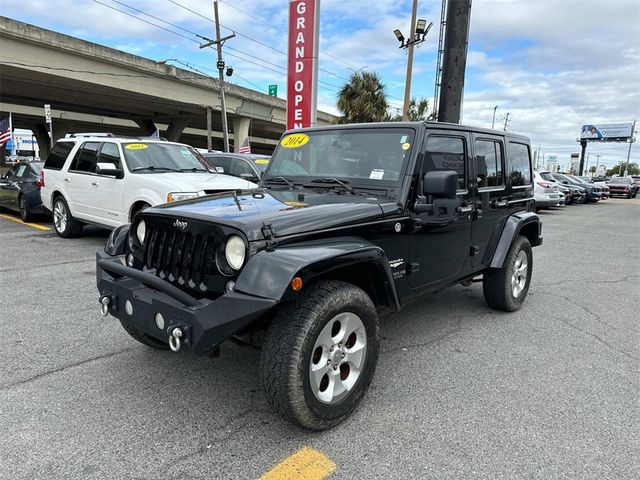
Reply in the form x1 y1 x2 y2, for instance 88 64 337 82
369 169 385 180
255 158 270 164
280 133 309 148
125 144 148 150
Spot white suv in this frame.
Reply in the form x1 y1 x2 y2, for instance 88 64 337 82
40 134 255 237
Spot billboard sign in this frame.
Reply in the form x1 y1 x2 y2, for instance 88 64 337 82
580 123 633 141
287 0 320 130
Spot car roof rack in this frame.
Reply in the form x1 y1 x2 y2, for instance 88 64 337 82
66 133 116 138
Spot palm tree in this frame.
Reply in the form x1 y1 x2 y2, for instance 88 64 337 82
406 97 432 121
336 71 388 124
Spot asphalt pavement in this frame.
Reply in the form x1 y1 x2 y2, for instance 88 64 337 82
0 199 638 479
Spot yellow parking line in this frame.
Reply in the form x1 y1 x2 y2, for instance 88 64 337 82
259 447 336 480
0 213 51 231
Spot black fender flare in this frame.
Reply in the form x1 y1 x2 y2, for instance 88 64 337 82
233 237 401 311
489 212 542 268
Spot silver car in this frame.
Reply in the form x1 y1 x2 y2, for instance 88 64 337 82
534 171 564 209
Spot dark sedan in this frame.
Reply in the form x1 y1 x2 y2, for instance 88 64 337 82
551 173 601 202
0 161 45 221
201 153 270 183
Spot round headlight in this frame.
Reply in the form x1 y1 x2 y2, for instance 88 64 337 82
225 235 246 270
136 219 146 244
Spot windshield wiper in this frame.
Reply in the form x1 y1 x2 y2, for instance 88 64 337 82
179 167 208 172
263 176 297 188
307 177 354 193
131 166 181 173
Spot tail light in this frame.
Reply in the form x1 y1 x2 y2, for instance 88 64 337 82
34 171 45 188
536 181 551 188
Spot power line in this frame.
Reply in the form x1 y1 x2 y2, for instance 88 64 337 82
90 0 342 93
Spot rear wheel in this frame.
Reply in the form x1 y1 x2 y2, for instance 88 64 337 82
53 196 83 238
119 321 170 350
19 196 34 222
260 280 379 430
483 236 532 312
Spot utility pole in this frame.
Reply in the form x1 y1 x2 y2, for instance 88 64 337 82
199 1 235 153
503 112 510 131
491 105 498 129
584 152 590 175
402 0 418 121
623 120 636 177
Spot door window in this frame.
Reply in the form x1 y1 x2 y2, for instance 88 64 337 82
98 143 122 170
506 142 532 187
44 141 75 170
423 136 466 190
15 164 28 178
229 158 255 177
475 139 504 188
69 142 100 173
4 165 20 178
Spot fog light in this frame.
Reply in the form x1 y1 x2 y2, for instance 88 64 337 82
125 300 133 316
155 313 165 330
225 280 235 293
127 254 134 267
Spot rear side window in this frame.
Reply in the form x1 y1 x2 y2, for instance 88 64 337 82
229 158 255 177
44 142 75 170
423 136 466 190
475 139 504 188
69 142 100 173
507 142 532 187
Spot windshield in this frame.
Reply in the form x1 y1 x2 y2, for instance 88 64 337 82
122 143 208 173
609 177 631 184
540 172 556 182
266 128 416 187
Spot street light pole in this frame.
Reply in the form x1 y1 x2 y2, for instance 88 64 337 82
199 1 235 153
491 105 498 129
402 0 419 121
623 120 636 177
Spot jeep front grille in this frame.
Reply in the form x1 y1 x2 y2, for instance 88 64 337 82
143 224 219 292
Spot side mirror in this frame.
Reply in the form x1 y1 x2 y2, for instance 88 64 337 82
423 170 458 198
240 173 259 182
96 162 124 179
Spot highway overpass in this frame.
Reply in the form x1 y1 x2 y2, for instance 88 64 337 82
0 16 336 157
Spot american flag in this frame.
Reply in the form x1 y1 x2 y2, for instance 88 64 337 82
0 117 11 147
238 137 251 154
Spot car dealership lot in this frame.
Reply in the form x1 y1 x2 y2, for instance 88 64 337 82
0 199 638 480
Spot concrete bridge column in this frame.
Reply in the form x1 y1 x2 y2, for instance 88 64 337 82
33 123 52 159
165 118 193 142
232 117 251 152
135 119 158 136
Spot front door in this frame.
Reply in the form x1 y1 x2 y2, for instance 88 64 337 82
408 133 473 288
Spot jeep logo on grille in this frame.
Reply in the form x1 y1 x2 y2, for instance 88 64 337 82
173 219 188 230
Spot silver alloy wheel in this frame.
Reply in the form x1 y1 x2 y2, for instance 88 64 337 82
511 250 528 298
309 311 367 404
54 200 67 233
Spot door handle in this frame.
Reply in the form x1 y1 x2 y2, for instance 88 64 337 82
490 199 508 208
91 181 99 186
64 177 70 183
456 205 473 213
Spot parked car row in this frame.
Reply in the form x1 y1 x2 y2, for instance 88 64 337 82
0 133 271 236
532 171 618 211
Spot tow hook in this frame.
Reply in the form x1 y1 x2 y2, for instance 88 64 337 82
168 327 183 352
100 296 111 317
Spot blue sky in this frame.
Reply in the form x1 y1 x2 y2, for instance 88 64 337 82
3 0 639 168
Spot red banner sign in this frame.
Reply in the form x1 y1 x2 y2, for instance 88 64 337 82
287 0 319 130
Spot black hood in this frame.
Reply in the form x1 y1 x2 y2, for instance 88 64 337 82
146 189 401 241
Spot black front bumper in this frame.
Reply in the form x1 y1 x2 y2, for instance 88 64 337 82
96 251 277 355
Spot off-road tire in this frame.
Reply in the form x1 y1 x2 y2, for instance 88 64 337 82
53 196 83 238
19 196 34 222
483 235 533 312
119 320 170 350
260 280 379 430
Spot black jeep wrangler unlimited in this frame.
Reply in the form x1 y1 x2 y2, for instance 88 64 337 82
97 122 542 430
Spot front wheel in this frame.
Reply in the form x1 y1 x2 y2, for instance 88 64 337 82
483 236 533 312
260 280 379 430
